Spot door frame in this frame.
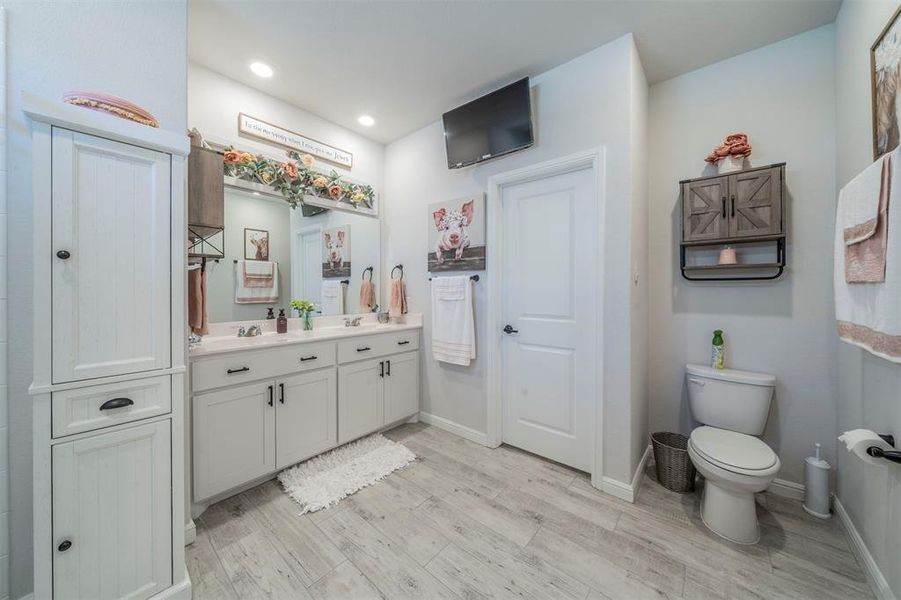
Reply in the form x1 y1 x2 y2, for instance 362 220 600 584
290 217 322 301
485 147 606 485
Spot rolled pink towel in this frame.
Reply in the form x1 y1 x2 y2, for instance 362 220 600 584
360 280 376 312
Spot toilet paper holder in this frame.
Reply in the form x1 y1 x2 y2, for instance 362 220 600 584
867 434 900 463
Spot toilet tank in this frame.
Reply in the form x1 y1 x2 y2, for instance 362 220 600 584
686 364 775 435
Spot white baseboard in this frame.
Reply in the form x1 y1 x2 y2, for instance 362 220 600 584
834 496 897 600
184 519 196 545
418 412 490 446
600 444 652 504
769 478 805 501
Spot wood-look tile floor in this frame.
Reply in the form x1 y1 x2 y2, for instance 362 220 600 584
187 423 872 599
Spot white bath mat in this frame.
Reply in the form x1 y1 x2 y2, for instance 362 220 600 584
277 433 416 514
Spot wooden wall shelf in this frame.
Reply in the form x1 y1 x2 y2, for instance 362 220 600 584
680 163 786 281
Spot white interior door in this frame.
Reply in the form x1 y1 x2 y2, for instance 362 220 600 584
51 128 171 383
292 227 323 309
500 166 596 471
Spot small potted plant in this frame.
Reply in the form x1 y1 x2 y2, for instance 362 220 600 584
705 133 752 174
290 299 316 331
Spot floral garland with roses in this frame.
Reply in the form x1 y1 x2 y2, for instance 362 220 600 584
222 148 375 210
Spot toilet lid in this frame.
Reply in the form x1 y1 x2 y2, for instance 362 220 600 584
690 426 777 471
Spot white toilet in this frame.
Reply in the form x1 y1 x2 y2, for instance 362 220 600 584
685 363 780 544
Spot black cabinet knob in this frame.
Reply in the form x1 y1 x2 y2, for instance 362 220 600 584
503 325 519 334
58 540 72 552
56 250 71 260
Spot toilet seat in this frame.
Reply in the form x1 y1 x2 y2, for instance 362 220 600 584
689 426 778 476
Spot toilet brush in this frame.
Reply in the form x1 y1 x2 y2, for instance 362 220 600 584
803 443 831 519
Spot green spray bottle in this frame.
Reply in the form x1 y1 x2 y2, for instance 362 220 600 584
711 330 725 370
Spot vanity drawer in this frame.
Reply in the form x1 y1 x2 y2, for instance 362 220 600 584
52 375 172 438
192 342 337 392
337 330 420 363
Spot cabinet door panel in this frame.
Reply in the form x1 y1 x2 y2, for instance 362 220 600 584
338 359 384 444
53 421 172 600
52 128 171 383
728 167 783 238
193 381 275 500
384 352 420 425
682 177 728 242
276 368 337 468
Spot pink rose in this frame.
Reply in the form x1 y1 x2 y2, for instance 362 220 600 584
328 184 344 199
282 162 299 179
223 150 241 164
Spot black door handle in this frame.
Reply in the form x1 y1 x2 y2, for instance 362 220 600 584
503 325 519 334
731 194 736 218
268 385 273 407
380 361 385 378
300 355 317 362
99 397 133 411
279 383 285 404
386 360 391 376
227 366 250 375
721 196 726 219
56 250 71 260
58 540 72 552
357 347 371 353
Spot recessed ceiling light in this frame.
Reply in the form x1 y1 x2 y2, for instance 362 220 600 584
357 115 376 127
250 62 273 78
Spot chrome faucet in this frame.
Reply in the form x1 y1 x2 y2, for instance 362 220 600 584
344 316 363 327
237 324 263 337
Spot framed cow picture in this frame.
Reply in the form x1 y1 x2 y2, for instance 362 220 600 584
428 194 486 272
244 228 269 261
872 5 901 158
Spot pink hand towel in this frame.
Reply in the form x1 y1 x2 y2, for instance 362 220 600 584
188 268 209 335
360 280 376 312
389 278 407 318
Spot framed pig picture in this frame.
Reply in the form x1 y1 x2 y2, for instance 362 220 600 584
872 5 901 158
322 225 351 278
428 194 486 272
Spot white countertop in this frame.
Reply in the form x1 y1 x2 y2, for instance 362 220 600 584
190 315 422 359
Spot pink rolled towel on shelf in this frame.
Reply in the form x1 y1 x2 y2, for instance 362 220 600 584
845 154 892 283
360 279 376 312
188 267 209 335
389 277 407 318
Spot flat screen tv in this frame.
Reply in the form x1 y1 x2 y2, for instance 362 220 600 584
443 77 534 169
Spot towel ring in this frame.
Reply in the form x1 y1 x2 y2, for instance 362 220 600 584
362 266 374 281
391 264 404 280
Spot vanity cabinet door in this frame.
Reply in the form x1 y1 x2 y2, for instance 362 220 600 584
383 351 420 425
727 166 783 239
51 128 171 384
193 381 276 501
682 177 728 242
276 368 337 469
53 421 172 600
338 358 385 444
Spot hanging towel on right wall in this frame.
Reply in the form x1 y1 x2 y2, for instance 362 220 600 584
835 146 901 362
431 275 475 366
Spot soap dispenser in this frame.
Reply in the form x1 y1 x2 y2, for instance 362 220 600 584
277 309 288 334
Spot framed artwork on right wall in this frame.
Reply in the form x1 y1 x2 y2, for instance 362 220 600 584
872 4 901 159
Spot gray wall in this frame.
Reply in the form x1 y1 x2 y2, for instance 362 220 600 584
648 25 838 486
207 190 293 323
5 2 188 597
835 0 901 595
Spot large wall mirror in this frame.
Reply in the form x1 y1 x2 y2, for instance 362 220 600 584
205 185 381 322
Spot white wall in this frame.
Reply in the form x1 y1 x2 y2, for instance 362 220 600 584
383 34 649 484
834 1 901 595
648 25 838 486
5 2 188 598
188 64 385 314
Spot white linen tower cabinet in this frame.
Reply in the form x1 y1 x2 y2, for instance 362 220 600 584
25 94 191 600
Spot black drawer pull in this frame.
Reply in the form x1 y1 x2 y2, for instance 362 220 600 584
56 250 71 260
357 347 371 352
300 355 318 362
227 367 250 375
58 540 72 552
397 340 410 346
99 397 134 411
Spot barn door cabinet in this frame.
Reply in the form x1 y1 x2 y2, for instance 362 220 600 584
680 163 786 281
26 93 192 600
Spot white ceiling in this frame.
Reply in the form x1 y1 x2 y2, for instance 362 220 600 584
188 0 840 144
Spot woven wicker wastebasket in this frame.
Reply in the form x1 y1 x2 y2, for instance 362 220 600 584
651 432 696 493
